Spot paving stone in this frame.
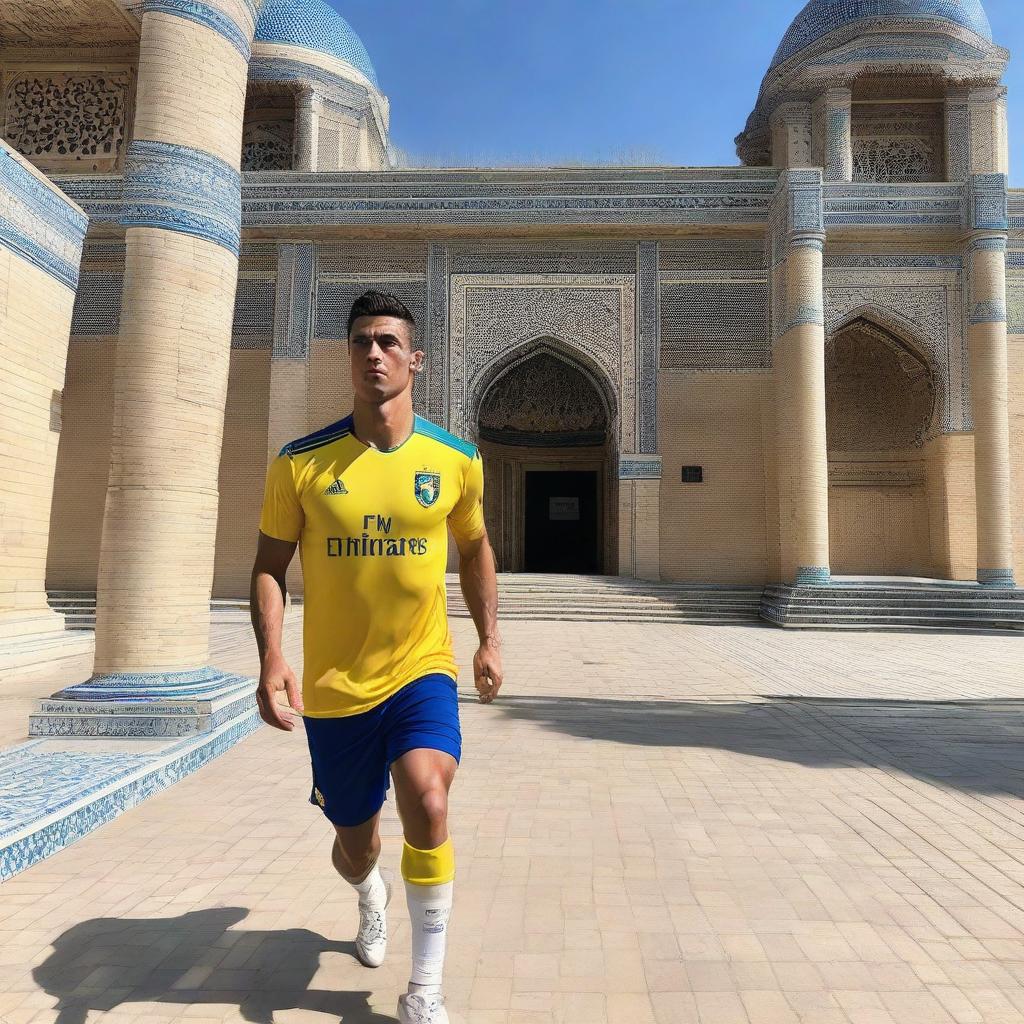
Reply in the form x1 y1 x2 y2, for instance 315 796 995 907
2 617 1024 1022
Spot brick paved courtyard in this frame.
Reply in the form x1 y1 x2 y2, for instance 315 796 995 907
2 615 1024 1023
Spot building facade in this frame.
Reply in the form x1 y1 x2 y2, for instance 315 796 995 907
1 0 1023 692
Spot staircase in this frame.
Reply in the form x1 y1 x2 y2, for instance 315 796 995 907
761 580 1024 631
49 577 1024 631
46 591 96 630
446 574 762 624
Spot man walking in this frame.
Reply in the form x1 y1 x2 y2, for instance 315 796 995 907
250 291 502 1024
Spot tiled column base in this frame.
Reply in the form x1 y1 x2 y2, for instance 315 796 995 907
1 706 262 879
29 666 256 738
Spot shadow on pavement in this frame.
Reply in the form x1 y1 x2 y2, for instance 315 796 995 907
487 693 1024 798
33 907 395 1023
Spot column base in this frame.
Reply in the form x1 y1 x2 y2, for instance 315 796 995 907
978 569 1017 588
794 566 832 586
29 666 257 739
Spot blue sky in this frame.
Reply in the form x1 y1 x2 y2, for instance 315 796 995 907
337 0 1023 182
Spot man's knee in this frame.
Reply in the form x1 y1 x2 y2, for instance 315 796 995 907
418 785 448 830
332 832 378 881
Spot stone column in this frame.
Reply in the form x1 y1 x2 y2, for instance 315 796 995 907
0 143 90 674
769 102 813 170
965 174 1015 587
618 457 661 582
35 0 263 734
946 86 1009 182
293 87 322 172
814 88 853 182
772 171 831 586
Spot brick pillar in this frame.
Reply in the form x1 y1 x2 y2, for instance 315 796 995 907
814 88 852 183
34 1 265 732
965 176 1015 586
293 87 321 172
769 102 813 170
617 457 662 582
772 171 831 586
0 143 88 668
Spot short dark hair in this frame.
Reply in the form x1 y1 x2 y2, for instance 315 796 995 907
347 290 416 340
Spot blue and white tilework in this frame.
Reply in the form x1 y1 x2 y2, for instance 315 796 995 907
795 565 832 586
143 0 255 60
771 0 993 69
255 0 378 86
619 456 663 481
969 173 1009 232
0 146 87 291
273 243 316 359
0 709 262 880
122 140 242 255
636 241 659 454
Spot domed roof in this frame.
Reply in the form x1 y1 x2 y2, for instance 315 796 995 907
255 0 378 87
770 0 993 69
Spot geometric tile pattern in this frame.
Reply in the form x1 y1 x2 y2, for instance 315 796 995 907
0 709 261 880
255 0 378 86
771 0 992 69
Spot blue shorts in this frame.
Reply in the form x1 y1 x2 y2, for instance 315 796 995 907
303 673 461 828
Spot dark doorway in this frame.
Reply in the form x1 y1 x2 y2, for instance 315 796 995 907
524 471 600 574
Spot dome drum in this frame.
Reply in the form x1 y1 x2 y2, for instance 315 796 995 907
738 0 1008 169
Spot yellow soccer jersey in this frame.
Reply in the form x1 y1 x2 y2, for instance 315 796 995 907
259 414 485 718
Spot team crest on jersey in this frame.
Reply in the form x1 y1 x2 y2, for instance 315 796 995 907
414 472 441 508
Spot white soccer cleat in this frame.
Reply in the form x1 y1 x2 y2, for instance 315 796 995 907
398 991 449 1024
355 873 391 968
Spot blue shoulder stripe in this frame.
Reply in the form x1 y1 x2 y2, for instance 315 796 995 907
414 415 478 459
281 415 353 457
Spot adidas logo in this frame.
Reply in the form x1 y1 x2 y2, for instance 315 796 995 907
323 478 348 496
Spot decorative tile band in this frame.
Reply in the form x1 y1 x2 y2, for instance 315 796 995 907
0 709 262 880
978 569 1016 588
273 242 315 359
783 169 825 236
795 566 831 586
969 300 1007 324
123 140 242 255
969 173 1009 232
637 240 659 454
53 665 248 702
143 0 253 60
968 235 1008 252
784 305 825 331
0 147 87 290
790 236 825 252
825 106 851 182
619 456 663 480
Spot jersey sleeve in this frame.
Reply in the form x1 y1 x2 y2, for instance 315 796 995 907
259 453 304 543
448 450 486 546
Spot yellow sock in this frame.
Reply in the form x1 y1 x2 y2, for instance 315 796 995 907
401 836 455 885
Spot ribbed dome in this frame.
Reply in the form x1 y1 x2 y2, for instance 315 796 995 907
255 0 378 87
770 0 993 69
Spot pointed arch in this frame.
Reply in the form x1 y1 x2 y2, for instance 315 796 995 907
469 334 619 447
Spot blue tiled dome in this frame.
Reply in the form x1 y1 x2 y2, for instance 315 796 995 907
255 0 378 87
770 0 993 69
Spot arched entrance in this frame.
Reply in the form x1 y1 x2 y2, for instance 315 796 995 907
826 317 937 575
474 341 616 574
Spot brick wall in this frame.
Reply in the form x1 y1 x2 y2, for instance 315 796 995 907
657 372 772 584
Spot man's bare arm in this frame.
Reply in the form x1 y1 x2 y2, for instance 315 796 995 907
455 531 503 703
250 531 303 730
